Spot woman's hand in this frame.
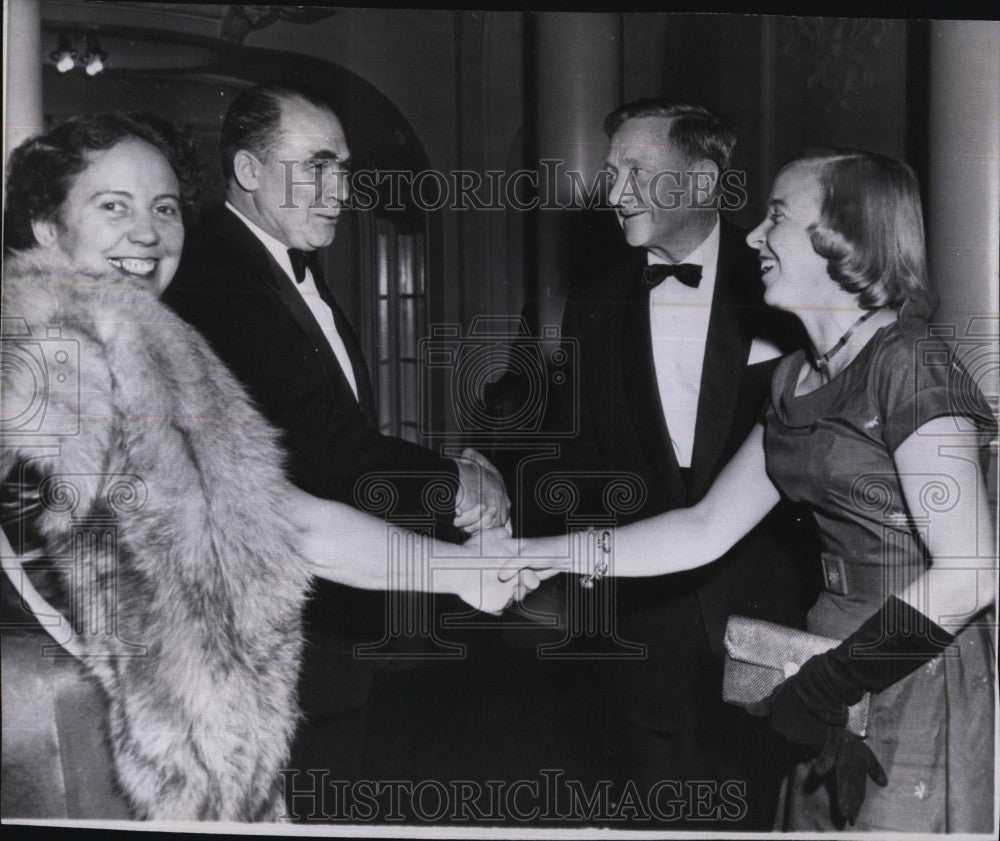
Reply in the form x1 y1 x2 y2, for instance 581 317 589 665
498 536 574 584
432 527 522 614
443 529 566 614
454 566 543 615
289 488 557 612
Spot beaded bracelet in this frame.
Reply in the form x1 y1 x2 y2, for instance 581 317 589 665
579 527 612 588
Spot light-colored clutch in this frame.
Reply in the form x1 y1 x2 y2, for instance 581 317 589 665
723 615 871 737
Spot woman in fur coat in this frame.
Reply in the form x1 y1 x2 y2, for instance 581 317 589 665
1 113 536 821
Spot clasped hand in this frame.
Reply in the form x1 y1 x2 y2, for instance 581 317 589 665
453 448 511 535
447 527 565 615
435 527 566 616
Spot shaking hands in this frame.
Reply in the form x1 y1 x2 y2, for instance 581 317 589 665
442 526 567 615
452 448 511 535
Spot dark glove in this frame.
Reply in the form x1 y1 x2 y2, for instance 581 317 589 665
752 595 954 823
754 657 848 751
813 726 887 826
754 595 956 747
818 595 956 700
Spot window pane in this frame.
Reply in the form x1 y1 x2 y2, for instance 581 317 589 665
378 360 393 434
377 232 389 297
414 233 425 294
370 220 428 441
401 362 418 425
378 297 390 361
400 297 416 359
398 235 413 295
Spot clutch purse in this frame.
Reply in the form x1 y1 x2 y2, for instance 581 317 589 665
723 615 871 737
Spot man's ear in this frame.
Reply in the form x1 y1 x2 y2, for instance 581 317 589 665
31 217 60 248
231 150 261 192
691 158 720 208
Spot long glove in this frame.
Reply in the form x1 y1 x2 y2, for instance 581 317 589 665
757 595 955 824
813 726 887 825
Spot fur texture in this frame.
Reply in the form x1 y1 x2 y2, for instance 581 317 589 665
1 249 312 820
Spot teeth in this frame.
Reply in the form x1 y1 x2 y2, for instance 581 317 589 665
109 258 157 277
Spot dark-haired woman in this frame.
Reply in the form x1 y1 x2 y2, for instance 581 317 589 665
2 113 537 821
518 149 996 831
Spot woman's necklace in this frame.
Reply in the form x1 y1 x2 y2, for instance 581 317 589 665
812 307 883 371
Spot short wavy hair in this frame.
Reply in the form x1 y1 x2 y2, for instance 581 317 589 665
4 113 200 252
603 98 737 175
783 148 936 318
220 81 333 183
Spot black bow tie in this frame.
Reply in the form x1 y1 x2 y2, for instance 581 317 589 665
288 248 316 284
643 263 702 289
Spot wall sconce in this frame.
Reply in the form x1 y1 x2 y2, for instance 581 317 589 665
50 33 77 74
49 33 108 76
81 37 107 76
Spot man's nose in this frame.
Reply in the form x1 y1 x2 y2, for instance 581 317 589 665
325 168 350 206
607 173 624 207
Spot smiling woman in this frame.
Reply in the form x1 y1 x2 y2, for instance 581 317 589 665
518 147 996 832
1 112 534 821
30 139 185 292
4 113 201 284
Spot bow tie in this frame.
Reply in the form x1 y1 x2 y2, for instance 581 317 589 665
288 248 315 284
643 263 702 289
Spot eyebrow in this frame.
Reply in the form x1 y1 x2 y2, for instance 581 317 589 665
767 198 788 208
603 155 645 169
307 150 351 164
88 190 133 201
87 190 181 202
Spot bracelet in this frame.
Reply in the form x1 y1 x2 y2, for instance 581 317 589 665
579 527 612 589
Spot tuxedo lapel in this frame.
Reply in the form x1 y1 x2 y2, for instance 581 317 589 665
618 260 687 507
310 259 379 427
688 223 752 501
217 210 370 426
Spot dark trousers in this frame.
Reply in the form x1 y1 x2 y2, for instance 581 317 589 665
610 585 786 830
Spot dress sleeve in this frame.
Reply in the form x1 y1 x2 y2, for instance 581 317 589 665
760 352 797 426
877 320 997 454
758 395 775 427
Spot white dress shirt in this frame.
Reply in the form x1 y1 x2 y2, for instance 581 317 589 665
647 218 720 469
225 202 359 400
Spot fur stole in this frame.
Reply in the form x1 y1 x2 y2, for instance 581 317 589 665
1 249 311 820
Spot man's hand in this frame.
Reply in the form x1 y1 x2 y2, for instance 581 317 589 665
453 448 511 535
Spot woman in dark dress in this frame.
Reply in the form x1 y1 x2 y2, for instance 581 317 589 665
518 149 996 832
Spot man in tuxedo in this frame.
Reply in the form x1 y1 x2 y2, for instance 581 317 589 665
522 100 817 827
162 82 509 796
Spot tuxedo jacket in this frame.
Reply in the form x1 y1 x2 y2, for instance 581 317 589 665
522 219 818 667
162 206 462 713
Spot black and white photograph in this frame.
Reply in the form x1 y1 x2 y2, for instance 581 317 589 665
1 1 998 837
